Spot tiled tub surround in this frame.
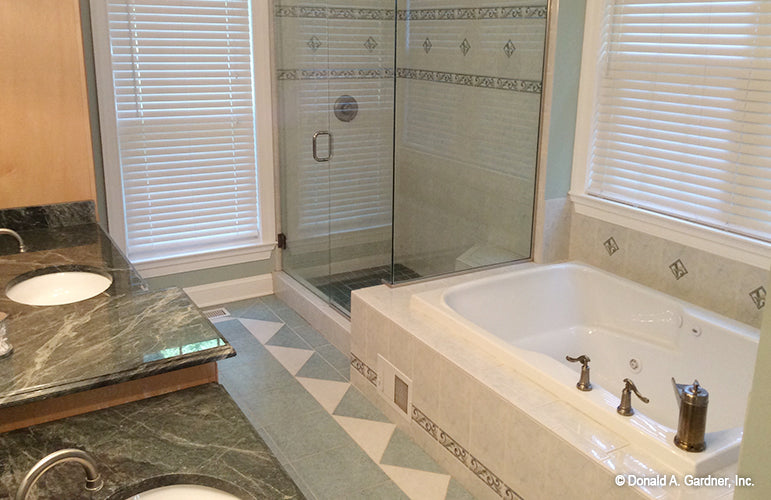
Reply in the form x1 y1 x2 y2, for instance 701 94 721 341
412 263 758 475
350 265 742 500
0 210 234 409
569 213 770 329
0 383 303 500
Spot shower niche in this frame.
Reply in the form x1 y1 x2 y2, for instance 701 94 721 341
275 1 548 314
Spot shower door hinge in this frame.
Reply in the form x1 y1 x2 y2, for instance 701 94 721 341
277 233 287 250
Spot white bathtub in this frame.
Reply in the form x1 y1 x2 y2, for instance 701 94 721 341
411 262 759 475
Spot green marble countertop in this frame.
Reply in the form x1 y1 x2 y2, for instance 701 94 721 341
0 383 304 500
0 221 234 408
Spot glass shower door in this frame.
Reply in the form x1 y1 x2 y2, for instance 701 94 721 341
276 2 396 314
275 1 333 301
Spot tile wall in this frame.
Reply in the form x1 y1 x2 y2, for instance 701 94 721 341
569 213 769 329
393 1 547 275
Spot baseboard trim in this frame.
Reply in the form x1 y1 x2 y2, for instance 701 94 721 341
183 274 273 307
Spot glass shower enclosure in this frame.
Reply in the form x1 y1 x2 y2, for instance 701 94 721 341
274 1 548 314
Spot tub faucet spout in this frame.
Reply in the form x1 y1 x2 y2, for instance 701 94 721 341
617 378 649 416
566 355 592 391
0 228 26 253
15 448 103 500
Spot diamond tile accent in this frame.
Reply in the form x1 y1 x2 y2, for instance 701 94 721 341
460 38 471 56
334 415 396 462
750 286 766 310
307 35 322 52
364 36 378 52
503 39 516 58
423 37 432 54
669 259 688 280
603 237 619 256
297 377 350 413
380 465 451 500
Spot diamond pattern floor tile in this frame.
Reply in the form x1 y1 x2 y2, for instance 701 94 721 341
333 387 391 423
296 352 347 382
380 464 451 500
334 415 396 463
380 429 447 474
239 318 284 344
265 325 312 349
265 345 314 376
215 295 475 500
297 377 350 413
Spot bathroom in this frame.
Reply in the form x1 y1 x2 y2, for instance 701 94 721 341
0 0 769 499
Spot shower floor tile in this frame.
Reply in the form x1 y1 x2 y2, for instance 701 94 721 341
309 264 420 312
213 296 475 500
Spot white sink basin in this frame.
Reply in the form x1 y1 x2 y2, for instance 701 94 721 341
5 268 113 306
127 484 241 499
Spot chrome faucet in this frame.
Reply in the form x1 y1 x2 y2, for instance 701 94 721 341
672 378 709 452
0 228 26 253
617 378 649 416
566 355 592 391
15 448 103 500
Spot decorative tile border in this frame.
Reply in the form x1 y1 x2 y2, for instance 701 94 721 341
397 68 542 94
275 6 395 20
274 5 547 21
398 6 547 21
350 353 378 386
277 67 542 93
277 68 394 80
412 406 524 500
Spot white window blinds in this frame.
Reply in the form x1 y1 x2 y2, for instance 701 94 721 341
588 0 771 243
105 0 261 263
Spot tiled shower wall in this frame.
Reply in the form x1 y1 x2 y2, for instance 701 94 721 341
569 212 769 329
393 1 547 276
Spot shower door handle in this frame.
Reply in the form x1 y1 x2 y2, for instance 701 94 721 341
312 131 332 162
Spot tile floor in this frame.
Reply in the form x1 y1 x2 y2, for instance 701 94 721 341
212 295 474 500
309 264 420 312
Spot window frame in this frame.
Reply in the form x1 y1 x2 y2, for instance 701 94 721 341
89 0 276 277
570 1 771 269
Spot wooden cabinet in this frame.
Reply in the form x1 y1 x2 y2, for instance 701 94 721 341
0 0 96 209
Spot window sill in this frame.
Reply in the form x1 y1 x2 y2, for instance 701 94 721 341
133 243 276 278
569 193 771 270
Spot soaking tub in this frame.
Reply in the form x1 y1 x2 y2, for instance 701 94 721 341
411 262 759 475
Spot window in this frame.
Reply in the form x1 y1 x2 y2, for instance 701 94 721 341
571 0 771 268
90 0 275 276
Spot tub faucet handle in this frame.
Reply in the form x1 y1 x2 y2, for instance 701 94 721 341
617 378 649 416
566 355 592 391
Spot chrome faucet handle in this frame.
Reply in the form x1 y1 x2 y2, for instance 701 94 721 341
617 378 649 416
566 355 592 391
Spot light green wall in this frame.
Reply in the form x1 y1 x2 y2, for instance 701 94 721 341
143 252 276 290
736 285 771 499
544 0 586 200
